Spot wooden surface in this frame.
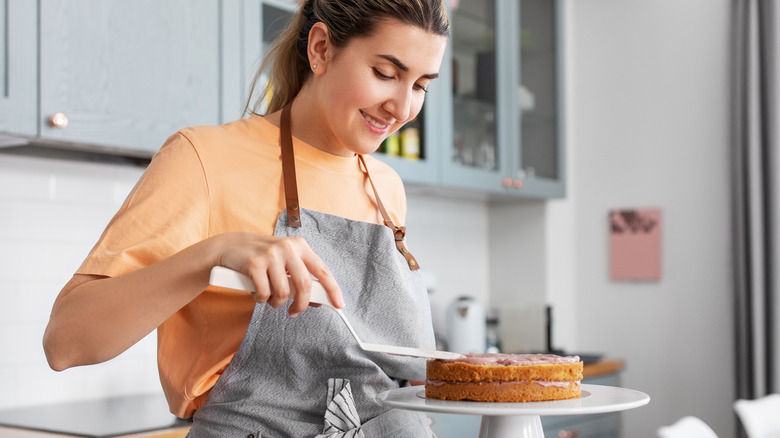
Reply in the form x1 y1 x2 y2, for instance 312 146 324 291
583 359 625 379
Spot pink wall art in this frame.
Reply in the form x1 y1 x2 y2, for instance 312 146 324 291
609 208 662 282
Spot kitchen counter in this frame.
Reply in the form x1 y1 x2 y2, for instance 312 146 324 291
0 394 189 438
0 425 190 438
583 358 625 379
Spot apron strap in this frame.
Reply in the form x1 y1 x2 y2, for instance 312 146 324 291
358 155 420 271
280 104 301 227
278 103 420 270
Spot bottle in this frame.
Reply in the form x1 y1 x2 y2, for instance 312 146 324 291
382 132 400 156
485 308 502 354
400 118 420 160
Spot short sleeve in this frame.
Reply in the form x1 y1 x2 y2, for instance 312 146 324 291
77 132 210 278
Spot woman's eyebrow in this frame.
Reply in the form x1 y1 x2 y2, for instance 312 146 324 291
377 54 439 80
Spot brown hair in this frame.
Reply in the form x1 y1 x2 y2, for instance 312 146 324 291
244 0 450 116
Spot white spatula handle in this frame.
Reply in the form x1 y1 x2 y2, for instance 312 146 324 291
208 266 335 308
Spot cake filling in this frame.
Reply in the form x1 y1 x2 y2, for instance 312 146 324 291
426 380 581 388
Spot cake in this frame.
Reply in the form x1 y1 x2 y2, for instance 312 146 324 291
425 353 583 402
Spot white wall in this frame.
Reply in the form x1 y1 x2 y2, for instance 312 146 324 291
0 155 158 410
548 0 735 436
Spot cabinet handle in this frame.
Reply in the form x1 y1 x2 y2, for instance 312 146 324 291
558 428 581 438
50 113 68 129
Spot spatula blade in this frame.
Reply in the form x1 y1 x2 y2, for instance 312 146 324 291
361 342 463 361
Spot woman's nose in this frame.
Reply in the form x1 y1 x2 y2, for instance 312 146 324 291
383 87 414 124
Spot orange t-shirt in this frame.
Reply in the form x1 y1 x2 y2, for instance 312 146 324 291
76 115 407 418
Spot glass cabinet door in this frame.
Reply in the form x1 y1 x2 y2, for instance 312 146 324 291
451 1 497 173
516 0 565 197
441 0 510 193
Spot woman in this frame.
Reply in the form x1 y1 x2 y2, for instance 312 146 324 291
43 0 449 436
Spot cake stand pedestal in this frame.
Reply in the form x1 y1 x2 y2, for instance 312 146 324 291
378 384 650 438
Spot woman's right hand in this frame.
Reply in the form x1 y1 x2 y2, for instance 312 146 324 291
44 231 343 371
214 232 344 317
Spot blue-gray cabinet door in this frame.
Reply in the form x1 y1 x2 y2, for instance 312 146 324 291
441 0 513 194
513 0 566 198
0 0 37 138
38 0 232 155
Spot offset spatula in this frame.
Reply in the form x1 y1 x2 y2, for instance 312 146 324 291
209 266 463 361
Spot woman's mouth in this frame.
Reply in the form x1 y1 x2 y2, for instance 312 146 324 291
360 111 391 134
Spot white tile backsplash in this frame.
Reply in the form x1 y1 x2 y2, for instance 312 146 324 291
0 153 507 411
0 154 148 410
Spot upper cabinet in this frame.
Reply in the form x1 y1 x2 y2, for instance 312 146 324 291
4 0 242 156
0 0 37 138
441 0 509 193
441 0 565 198
516 0 565 198
2 0 564 198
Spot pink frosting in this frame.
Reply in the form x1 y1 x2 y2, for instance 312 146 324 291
438 353 581 366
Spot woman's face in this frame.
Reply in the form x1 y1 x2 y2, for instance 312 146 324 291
308 19 448 157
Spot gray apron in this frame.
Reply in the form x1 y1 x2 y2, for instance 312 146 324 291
187 106 435 438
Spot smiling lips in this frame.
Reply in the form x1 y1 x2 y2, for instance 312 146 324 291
361 110 392 134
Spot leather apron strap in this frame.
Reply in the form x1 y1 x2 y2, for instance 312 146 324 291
280 103 301 227
357 155 420 271
279 103 420 271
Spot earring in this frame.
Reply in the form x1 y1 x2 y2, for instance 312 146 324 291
312 64 318 70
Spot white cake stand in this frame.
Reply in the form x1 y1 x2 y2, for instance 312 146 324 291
378 384 650 438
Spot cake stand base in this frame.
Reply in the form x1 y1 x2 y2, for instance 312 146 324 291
479 415 543 438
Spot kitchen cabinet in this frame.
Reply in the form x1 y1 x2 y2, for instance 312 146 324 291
28 0 242 156
0 0 37 138
439 0 566 198
3 0 564 198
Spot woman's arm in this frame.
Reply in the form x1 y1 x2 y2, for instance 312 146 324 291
43 232 343 371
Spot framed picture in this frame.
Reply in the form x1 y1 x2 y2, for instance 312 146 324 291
609 208 661 282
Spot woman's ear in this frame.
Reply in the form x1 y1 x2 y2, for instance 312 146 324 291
307 22 330 75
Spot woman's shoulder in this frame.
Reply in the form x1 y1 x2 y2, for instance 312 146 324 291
145 116 281 185
361 154 403 187
175 115 278 151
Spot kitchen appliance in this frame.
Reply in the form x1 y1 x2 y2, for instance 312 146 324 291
446 296 486 354
209 267 462 360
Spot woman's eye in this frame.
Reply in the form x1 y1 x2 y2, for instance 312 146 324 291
414 83 429 93
373 68 394 80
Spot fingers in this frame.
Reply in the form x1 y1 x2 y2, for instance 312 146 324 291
300 246 345 310
286 262 313 317
226 235 342 316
